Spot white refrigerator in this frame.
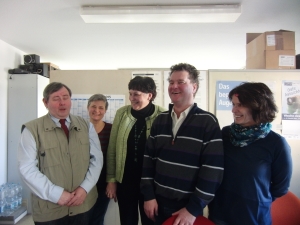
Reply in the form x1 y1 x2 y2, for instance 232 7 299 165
7 74 49 213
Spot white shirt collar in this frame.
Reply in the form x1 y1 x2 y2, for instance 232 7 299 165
50 114 70 124
171 104 193 119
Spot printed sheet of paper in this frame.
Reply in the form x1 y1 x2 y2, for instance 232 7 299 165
215 81 245 128
281 80 300 139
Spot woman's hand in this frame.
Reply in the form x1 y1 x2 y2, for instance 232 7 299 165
106 182 117 202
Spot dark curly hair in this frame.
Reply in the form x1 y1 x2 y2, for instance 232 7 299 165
169 63 199 95
229 82 278 123
128 76 157 101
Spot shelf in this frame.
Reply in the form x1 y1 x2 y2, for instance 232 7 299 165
0 206 27 224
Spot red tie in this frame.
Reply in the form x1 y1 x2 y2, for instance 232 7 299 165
59 119 69 140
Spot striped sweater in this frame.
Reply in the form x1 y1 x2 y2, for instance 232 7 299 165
141 103 224 217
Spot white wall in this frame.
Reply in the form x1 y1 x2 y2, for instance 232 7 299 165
0 39 25 185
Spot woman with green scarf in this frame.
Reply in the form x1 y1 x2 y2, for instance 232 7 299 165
208 82 292 225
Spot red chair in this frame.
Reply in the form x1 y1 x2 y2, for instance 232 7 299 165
162 215 215 225
271 191 300 225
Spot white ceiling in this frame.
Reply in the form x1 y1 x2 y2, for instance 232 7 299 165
0 0 299 70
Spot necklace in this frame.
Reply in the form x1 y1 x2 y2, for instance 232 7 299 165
134 124 145 162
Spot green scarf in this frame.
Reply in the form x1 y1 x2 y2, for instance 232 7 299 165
230 123 272 147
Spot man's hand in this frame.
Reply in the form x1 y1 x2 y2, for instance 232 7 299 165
172 208 196 225
67 187 87 206
144 199 158 221
106 182 117 202
57 190 75 206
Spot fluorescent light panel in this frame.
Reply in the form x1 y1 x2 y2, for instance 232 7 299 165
80 4 241 23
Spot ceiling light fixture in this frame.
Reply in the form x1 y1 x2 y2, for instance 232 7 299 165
80 4 241 23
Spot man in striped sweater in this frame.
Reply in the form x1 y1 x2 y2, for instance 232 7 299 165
141 63 224 225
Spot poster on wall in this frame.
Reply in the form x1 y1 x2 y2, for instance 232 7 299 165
132 71 163 108
281 80 300 139
163 70 208 110
71 94 125 123
216 80 244 128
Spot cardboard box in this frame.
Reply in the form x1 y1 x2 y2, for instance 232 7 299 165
246 50 295 69
247 30 295 54
246 30 295 69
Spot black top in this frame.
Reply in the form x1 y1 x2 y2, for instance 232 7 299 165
96 122 112 191
122 103 154 184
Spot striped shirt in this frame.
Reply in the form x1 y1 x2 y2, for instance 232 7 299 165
141 103 224 217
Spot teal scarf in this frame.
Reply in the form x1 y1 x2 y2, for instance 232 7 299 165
230 123 272 147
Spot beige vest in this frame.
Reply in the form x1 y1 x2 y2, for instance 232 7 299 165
24 114 97 222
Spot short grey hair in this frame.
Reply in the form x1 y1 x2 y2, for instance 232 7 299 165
87 94 109 110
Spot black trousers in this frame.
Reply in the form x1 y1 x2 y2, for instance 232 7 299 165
34 207 93 225
154 199 185 225
117 182 154 225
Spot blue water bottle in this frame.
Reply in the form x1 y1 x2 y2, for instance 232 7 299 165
0 187 6 216
5 186 15 214
16 183 23 207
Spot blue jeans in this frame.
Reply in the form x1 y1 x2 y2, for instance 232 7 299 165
89 190 111 225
